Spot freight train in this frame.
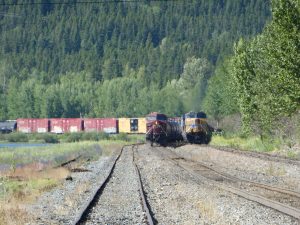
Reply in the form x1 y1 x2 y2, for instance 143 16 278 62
0 111 213 145
0 118 145 134
145 112 183 146
145 111 212 145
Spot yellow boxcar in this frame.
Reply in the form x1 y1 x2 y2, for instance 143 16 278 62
118 118 146 134
137 118 146 134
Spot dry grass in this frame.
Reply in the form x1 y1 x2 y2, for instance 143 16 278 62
0 141 121 225
0 204 32 225
264 162 286 177
0 165 70 225
197 199 217 220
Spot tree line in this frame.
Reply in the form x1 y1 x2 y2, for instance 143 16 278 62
0 0 271 121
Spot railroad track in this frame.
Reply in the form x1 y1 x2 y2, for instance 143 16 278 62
211 145 300 166
72 144 155 225
154 146 300 221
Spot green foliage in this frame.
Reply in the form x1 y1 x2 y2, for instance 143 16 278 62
230 0 300 135
7 133 28 143
65 133 83 143
202 60 238 125
82 132 110 141
111 133 129 142
40 134 59 144
0 1 270 119
211 135 282 152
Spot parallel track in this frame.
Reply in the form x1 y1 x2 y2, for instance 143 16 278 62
155 147 300 221
72 144 155 225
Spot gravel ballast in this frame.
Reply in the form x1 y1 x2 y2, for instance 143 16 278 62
26 143 300 224
28 154 118 224
83 145 147 224
136 144 299 224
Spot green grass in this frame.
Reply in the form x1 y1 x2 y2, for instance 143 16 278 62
0 132 146 144
211 135 282 152
0 142 103 166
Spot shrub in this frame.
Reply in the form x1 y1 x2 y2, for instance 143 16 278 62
112 133 129 141
41 134 59 143
81 132 99 141
65 133 82 142
7 133 28 143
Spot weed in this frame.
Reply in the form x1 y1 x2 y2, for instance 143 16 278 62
197 200 217 220
265 163 286 176
7 133 28 143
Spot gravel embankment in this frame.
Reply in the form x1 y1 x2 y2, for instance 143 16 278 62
83 145 147 224
136 144 298 225
27 154 118 224
27 144 299 224
171 145 300 192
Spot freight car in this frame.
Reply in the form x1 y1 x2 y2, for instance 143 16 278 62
0 120 16 133
118 118 146 134
146 112 183 146
16 118 118 134
83 118 118 133
181 111 212 144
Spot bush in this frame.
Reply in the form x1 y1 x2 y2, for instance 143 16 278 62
111 133 129 141
81 132 100 141
7 133 28 142
41 134 59 143
65 133 83 142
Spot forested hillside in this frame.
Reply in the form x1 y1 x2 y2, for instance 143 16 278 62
0 0 271 119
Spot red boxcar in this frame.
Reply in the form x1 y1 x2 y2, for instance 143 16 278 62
17 118 49 133
84 118 118 133
50 118 83 133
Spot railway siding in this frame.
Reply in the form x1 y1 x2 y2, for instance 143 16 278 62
26 144 300 224
80 145 148 225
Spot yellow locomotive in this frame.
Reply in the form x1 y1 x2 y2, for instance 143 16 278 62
181 111 212 144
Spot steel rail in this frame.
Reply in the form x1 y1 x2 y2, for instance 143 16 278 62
132 145 156 225
190 159 300 199
72 143 150 225
210 145 300 166
182 163 300 220
156 147 300 220
72 146 125 225
166 146 300 199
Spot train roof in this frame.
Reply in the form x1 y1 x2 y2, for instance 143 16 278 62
184 111 207 119
0 121 17 130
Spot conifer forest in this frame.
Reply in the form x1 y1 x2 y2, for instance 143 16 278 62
0 0 299 137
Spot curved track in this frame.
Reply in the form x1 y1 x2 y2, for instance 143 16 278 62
155 146 300 220
72 144 155 225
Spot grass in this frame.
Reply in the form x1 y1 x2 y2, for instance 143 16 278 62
0 139 132 224
0 132 146 144
0 142 103 167
211 135 282 153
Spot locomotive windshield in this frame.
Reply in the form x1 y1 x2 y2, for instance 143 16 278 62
146 114 167 121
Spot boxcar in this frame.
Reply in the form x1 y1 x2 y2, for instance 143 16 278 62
118 118 146 134
50 118 83 133
83 118 118 133
17 118 49 133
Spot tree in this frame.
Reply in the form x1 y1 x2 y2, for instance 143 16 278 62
230 0 300 135
178 57 212 111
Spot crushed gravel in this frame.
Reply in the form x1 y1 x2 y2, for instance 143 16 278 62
83 145 147 225
136 144 299 224
27 154 118 224
171 145 300 192
26 143 300 224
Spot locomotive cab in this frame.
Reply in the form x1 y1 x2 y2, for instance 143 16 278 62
146 112 168 145
182 111 212 144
